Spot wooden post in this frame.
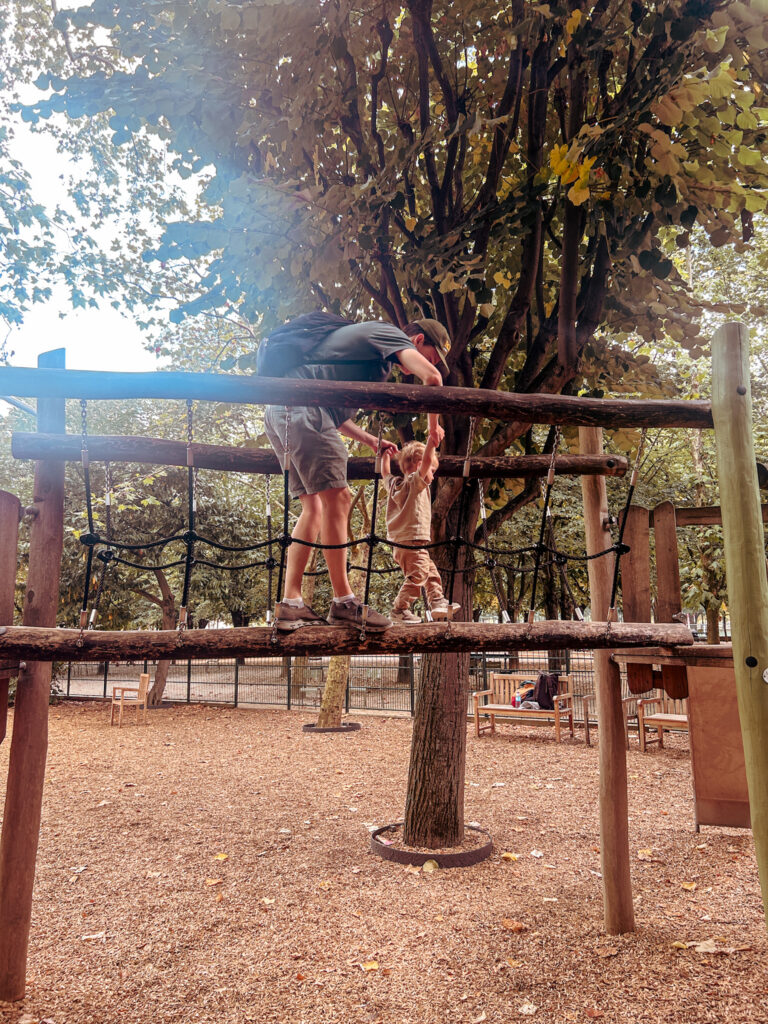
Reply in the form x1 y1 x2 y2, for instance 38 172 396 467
0 490 22 743
711 322 768 925
0 349 66 1001
652 501 688 699
580 427 635 934
622 506 654 695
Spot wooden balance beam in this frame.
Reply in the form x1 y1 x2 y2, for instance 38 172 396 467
11 433 628 479
0 367 714 429
0 621 694 662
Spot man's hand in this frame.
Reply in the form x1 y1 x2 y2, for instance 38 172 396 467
377 438 399 456
429 422 445 447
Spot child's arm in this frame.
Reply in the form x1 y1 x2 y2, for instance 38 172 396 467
418 436 437 480
380 450 392 478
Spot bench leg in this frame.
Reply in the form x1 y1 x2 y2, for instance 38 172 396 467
657 724 664 749
490 713 496 736
555 709 561 743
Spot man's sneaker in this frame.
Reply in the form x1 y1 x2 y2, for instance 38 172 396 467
275 602 329 632
328 597 392 632
391 608 422 624
430 599 461 620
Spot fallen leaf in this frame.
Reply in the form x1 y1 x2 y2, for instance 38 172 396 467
637 849 654 861
596 946 619 958
213 853 229 862
502 919 528 933
361 960 379 972
491 782 505 788
204 878 223 887
81 931 106 941
261 897 275 905
404 864 421 875
681 881 697 892
694 939 718 953
422 859 440 873
519 1001 538 1015
214 892 223 903
507 957 524 967
501 852 519 862
471 1013 487 1024
671 941 688 950
381 968 392 976
530 850 544 859
318 880 332 890
542 897 558 903
145 870 161 879
96 800 109 808
585 1009 604 1019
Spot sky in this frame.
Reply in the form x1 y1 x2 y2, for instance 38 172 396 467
5 96 168 376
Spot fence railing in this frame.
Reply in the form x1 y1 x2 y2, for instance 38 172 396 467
59 649 606 716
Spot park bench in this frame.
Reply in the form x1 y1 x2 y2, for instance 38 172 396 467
636 694 689 752
472 672 574 743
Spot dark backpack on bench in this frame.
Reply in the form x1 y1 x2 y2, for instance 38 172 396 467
255 312 354 377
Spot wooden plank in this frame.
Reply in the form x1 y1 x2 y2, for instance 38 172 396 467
0 350 66 1001
11 433 629 479
580 426 635 935
0 620 694 662
652 500 688 699
651 505 768 527
0 491 21 741
687 663 750 829
712 320 768 924
622 506 655 695
0 367 714 429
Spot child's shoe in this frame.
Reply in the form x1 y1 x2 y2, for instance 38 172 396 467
391 608 422 623
430 599 461 620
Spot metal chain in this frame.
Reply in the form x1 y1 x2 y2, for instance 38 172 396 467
272 405 292 645
528 426 560 623
90 462 113 627
76 399 94 647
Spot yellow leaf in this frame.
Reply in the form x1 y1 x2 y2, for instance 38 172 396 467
681 881 697 892
214 892 223 903
205 877 223 887
403 216 417 231
565 9 582 35
671 941 688 949
567 183 590 206
213 853 229 861
318 880 332 890
501 852 519 862
507 958 524 967
422 859 440 873
637 849 654 861
360 960 379 972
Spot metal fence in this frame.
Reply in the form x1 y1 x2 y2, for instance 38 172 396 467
60 649 602 716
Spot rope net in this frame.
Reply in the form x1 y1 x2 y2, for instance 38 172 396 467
73 402 638 636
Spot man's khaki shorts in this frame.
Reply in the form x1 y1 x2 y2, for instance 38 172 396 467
264 405 348 498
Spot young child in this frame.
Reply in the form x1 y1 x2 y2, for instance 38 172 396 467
380 438 461 622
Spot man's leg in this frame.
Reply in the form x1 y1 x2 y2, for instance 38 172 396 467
282 493 322 601
318 486 353 597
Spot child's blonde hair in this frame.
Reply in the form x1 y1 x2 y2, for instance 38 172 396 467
397 441 439 473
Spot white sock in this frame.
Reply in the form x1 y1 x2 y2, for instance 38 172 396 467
283 597 304 608
333 593 356 604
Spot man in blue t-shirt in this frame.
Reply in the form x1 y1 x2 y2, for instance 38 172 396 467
264 318 450 632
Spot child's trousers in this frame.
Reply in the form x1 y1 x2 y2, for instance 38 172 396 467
392 545 444 610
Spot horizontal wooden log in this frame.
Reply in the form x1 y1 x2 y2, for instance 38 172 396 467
0 367 713 429
0 621 693 662
11 433 628 479
652 505 768 527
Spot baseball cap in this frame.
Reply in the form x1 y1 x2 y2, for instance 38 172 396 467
415 318 451 370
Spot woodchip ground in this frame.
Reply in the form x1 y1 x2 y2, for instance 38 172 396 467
0 702 766 1024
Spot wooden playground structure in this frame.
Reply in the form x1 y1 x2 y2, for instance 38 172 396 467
0 322 767 1000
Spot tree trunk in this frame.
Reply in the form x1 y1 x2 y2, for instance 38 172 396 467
403 494 475 848
316 655 350 727
706 604 721 644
